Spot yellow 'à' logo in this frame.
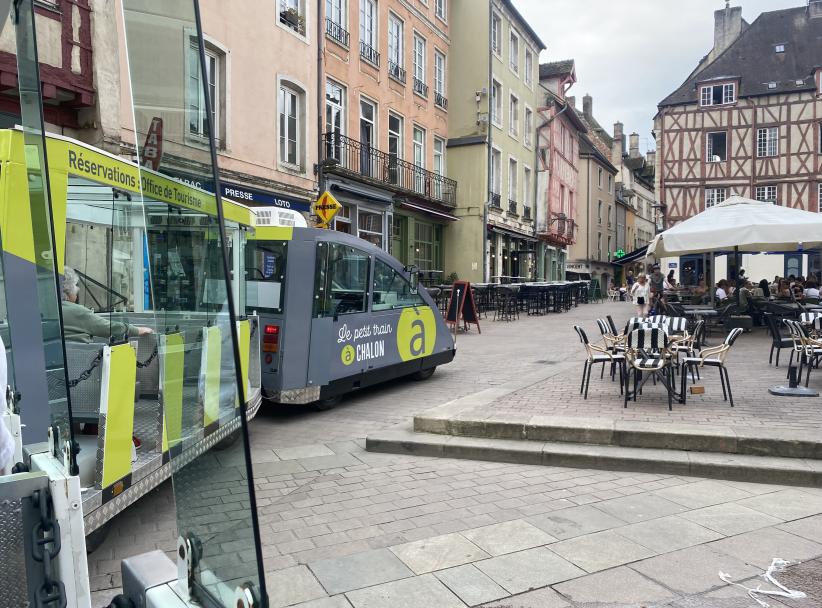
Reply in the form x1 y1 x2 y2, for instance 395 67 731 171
397 307 436 362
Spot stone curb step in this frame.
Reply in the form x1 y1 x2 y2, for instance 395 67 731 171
413 414 822 460
366 426 822 487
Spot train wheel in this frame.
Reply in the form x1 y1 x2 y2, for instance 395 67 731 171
314 395 341 411
412 367 437 381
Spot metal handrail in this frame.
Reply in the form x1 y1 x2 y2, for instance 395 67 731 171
508 198 518 215
325 18 349 47
322 132 456 206
434 92 448 109
489 192 501 208
388 61 406 83
413 77 428 97
360 41 380 66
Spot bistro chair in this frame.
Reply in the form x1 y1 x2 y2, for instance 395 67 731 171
494 285 519 322
623 327 675 411
596 318 624 352
680 328 744 407
784 319 822 387
574 325 624 399
670 319 705 376
764 314 793 367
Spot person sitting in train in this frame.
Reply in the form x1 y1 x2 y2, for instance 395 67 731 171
60 266 152 343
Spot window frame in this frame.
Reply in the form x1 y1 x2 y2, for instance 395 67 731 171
699 82 736 107
491 12 502 57
523 164 532 208
491 78 502 128
524 48 533 87
326 0 345 27
508 157 518 203
509 28 520 74
433 136 445 176
435 0 446 22
278 83 301 169
387 13 404 70
413 32 426 85
490 146 502 195
524 106 533 147
706 131 728 163
755 185 778 203
705 187 727 208
434 49 446 97
757 126 779 157
388 111 404 161
508 92 519 137
360 0 377 49
186 38 226 148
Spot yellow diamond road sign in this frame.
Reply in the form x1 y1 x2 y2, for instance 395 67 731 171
313 191 342 225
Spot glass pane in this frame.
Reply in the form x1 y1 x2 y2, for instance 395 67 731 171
12 0 76 469
122 1 266 605
372 259 424 310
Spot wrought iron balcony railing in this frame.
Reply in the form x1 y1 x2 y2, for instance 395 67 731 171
322 132 457 206
360 41 380 66
325 18 349 47
413 77 428 97
489 192 501 208
388 61 406 83
523 206 532 220
434 92 448 109
508 199 518 215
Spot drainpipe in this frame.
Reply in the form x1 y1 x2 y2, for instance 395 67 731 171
586 156 591 276
483 0 493 282
317 1 325 195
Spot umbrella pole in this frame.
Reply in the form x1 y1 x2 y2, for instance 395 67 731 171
710 251 715 307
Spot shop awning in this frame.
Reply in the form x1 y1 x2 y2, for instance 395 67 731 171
329 179 394 204
613 245 648 265
488 224 538 242
400 201 459 221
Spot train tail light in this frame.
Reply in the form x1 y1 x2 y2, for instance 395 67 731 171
263 324 279 353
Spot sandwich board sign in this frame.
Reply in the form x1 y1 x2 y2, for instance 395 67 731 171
313 191 342 227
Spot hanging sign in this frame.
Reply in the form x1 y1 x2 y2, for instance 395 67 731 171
313 191 342 226
140 117 163 171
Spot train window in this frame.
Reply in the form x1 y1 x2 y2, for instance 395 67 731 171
313 242 370 317
372 258 424 310
245 240 287 313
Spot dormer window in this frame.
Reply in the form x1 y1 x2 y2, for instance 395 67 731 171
768 82 777 89
700 82 736 106
775 44 785 53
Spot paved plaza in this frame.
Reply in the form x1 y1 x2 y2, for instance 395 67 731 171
89 301 822 607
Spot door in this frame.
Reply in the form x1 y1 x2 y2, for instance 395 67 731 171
360 98 375 177
785 254 802 279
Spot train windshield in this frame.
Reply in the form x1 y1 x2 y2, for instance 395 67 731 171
245 239 288 314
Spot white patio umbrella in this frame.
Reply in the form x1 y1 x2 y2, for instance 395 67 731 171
648 195 822 258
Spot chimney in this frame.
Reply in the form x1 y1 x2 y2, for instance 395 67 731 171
646 150 656 168
611 122 624 167
713 4 744 59
629 132 640 158
582 94 592 120
566 95 576 109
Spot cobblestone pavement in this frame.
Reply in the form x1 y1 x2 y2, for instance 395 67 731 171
89 302 822 607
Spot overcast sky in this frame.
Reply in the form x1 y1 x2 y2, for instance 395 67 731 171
515 0 802 153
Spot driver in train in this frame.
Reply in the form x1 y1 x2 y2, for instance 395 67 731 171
60 266 153 343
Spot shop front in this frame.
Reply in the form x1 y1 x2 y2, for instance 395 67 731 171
326 176 393 251
488 226 538 283
391 201 457 285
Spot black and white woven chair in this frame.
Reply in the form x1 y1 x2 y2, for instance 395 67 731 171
680 327 744 406
574 325 625 399
647 314 668 325
623 327 675 410
784 319 822 387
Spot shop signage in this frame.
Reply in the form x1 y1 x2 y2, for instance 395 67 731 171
140 117 163 171
164 170 311 212
313 190 342 226
614 249 626 259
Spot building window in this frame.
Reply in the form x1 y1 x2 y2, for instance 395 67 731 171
360 0 378 64
524 49 533 87
524 107 533 147
187 40 222 145
700 82 736 106
435 0 446 21
326 0 348 45
334 204 352 233
388 112 403 184
434 50 446 108
597 233 602 260
755 185 777 203
598 200 602 223
508 158 518 214
775 43 785 53
705 187 727 208
325 79 345 159
278 0 306 36
388 14 404 81
433 137 445 198
523 165 532 207
597 167 603 188
491 12 501 55
491 79 502 127
413 125 425 193
509 30 519 73
413 34 427 96
757 127 778 157
509 94 519 136
279 84 300 168
358 211 383 248
706 131 727 162
491 148 501 196
413 222 438 272
608 174 613 194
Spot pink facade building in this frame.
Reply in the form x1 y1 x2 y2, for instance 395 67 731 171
536 60 585 280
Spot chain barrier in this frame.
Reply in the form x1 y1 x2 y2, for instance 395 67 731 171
67 350 103 388
31 488 66 608
136 344 158 369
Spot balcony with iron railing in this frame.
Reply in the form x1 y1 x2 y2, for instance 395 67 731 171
388 61 406 83
322 132 456 207
539 211 576 245
508 199 518 215
325 18 349 47
434 91 448 110
413 77 428 98
360 41 380 66
523 206 532 220
489 192 502 208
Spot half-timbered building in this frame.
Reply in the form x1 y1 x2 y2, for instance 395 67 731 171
655 2 822 279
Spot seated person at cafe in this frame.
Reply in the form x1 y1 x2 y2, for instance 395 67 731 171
791 276 805 301
693 280 708 304
758 279 770 298
777 279 791 299
715 280 730 302
805 279 821 301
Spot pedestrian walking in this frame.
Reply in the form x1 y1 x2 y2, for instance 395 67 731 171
630 274 650 317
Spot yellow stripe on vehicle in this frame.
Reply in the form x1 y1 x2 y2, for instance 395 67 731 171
100 343 136 490
161 333 185 454
202 326 221 429
250 226 294 241
237 320 251 408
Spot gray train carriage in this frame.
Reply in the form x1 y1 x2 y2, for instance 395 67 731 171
245 226 456 407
